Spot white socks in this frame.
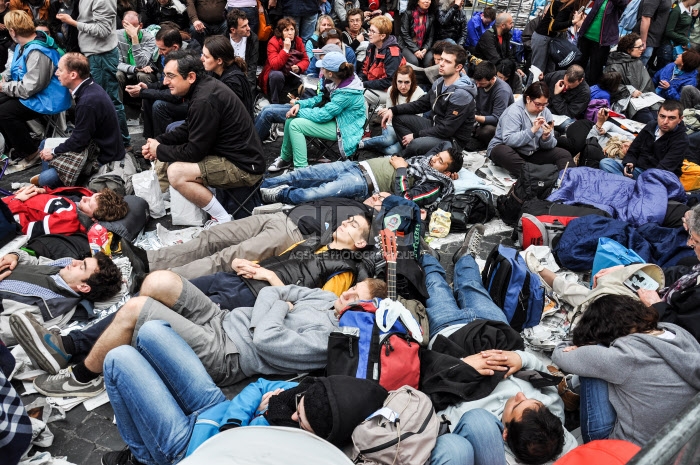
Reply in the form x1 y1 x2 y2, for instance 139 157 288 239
202 196 231 223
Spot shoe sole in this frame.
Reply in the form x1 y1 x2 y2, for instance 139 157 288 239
33 378 105 398
9 313 62 375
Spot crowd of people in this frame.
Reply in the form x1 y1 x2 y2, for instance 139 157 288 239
1 0 700 465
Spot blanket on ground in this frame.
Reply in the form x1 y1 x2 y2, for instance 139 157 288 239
547 168 686 227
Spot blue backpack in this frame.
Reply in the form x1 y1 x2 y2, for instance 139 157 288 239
481 245 544 331
619 0 643 34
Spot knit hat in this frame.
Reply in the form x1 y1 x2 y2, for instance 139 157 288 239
301 380 333 439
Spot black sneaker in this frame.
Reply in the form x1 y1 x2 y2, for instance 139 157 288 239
102 448 145 465
452 223 485 264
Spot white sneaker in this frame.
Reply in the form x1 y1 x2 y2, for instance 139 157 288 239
260 185 289 203
267 157 292 173
524 248 545 273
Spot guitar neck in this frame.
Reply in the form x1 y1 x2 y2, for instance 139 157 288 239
387 260 397 301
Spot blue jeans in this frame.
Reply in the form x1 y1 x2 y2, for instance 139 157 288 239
429 409 507 465
421 254 508 337
255 104 291 140
580 377 616 443
261 161 369 204
104 320 226 465
361 126 402 155
598 158 644 180
88 49 130 147
39 161 63 188
641 46 654 67
292 14 318 42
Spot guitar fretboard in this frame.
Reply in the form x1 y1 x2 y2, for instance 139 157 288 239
387 261 396 301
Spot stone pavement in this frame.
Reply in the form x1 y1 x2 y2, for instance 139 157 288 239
1 107 516 464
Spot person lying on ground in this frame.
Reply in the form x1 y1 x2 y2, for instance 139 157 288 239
260 142 462 210
526 205 700 342
419 226 575 465
18 272 387 398
2 185 128 239
101 321 388 465
147 195 387 280
2 250 122 350
552 294 700 446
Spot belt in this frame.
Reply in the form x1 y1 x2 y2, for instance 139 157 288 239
357 164 377 193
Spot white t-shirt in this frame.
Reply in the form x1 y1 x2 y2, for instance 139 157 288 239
230 36 247 59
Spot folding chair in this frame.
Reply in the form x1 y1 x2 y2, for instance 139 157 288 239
42 112 68 139
215 177 264 220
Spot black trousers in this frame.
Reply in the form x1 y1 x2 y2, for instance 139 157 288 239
490 144 575 177
577 37 610 86
0 94 42 157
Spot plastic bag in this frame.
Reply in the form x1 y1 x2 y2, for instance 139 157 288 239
429 209 451 238
590 237 644 287
170 186 206 226
132 168 166 218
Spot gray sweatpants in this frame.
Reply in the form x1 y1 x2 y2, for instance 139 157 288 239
147 212 304 279
133 276 244 386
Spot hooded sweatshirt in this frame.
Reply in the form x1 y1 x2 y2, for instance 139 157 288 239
552 323 700 446
297 74 366 158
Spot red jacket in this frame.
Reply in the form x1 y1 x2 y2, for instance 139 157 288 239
2 186 94 240
258 36 310 95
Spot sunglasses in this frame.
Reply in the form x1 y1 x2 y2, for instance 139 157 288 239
321 29 340 40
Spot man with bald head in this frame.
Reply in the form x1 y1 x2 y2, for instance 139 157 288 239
115 10 157 100
474 12 516 64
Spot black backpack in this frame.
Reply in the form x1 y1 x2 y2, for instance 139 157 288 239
497 163 559 226
26 233 91 260
437 188 496 232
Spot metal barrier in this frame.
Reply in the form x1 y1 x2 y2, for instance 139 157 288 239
627 392 700 465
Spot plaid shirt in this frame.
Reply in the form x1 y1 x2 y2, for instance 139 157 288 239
51 141 99 186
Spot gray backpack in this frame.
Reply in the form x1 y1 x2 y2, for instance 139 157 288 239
350 386 439 465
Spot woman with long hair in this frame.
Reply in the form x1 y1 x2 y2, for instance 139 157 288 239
359 65 426 155
552 294 700 446
305 14 335 60
398 0 438 67
530 0 586 73
202 35 253 116
259 17 310 104
267 52 366 171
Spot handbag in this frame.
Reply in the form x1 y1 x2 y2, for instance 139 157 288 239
548 35 582 69
590 237 644 287
257 0 272 41
283 49 306 75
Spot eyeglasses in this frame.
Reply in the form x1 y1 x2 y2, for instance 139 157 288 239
529 100 548 108
164 72 181 80
632 44 645 49
321 28 340 39
368 29 379 35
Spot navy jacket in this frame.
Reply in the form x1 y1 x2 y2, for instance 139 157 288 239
54 78 125 164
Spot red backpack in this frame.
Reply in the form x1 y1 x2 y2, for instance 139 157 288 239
518 214 577 249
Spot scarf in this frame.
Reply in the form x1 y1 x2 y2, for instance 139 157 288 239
124 30 144 66
412 7 429 49
407 155 455 205
661 264 700 304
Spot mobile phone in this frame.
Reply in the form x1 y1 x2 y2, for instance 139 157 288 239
603 108 609 116
577 5 586 13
